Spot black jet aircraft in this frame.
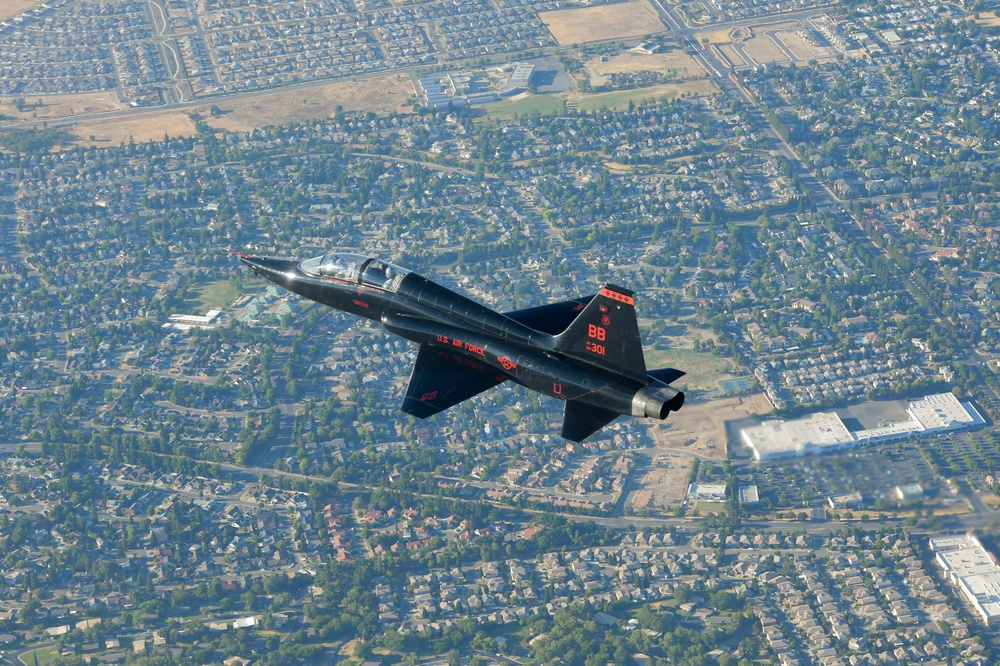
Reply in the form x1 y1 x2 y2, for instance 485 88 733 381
237 251 684 441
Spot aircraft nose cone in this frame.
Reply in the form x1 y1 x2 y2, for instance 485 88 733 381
237 255 300 288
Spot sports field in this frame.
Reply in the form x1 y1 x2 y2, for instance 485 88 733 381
190 279 238 311
718 377 753 394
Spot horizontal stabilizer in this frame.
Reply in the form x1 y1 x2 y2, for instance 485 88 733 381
648 367 685 385
401 344 508 419
561 400 620 442
504 296 593 335
553 284 646 382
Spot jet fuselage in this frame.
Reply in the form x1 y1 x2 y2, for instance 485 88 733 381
239 252 684 440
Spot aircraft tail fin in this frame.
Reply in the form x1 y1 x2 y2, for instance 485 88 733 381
553 284 647 382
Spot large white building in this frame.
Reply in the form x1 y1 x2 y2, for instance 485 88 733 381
741 392 984 461
930 535 1000 626
687 483 728 503
161 309 222 332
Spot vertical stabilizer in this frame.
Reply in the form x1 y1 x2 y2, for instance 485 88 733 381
553 284 647 382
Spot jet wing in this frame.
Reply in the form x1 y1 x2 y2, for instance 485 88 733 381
561 399 620 442
503 296 594 335
401 344 509 419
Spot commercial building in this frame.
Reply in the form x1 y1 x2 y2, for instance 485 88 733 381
741 411 854 461
894 483 924 501
687 483 728 503
741 393 984 461
930 535 1000 626
738 484 759 505
827 491 862 509
162 309 222 332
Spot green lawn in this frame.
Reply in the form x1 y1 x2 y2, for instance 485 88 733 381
484 94 567 119
574 86 679 112
642 347 738 391
190 279 238 311
19 646 59 666
695 500 727 515
484 86 682 120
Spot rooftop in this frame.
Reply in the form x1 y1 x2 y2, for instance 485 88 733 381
741 393 983 461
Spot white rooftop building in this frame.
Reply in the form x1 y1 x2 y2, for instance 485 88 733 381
162 309 222 332
741 393 984 461
908 392 984 432
930 535 1000 626
738 485 759 505
740 411 853 461
687 483 728 503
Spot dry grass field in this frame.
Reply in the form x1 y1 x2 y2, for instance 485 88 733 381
65 75 412 146
743 34 790 64
701 21 822 67
0 92 126 125
206 75 413 132
73 112 199 145
974 11 1000 26
717 44 747 68
649 393 772 459
700 27 740 44
585 50 705 86
541 0 664 45
0 0 43 21
776 30 833 61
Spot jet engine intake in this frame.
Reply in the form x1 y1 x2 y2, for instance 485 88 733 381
631 385 685 420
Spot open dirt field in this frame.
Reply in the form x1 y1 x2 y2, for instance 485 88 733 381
981 493 1000 510
0 0 44 21
71 112 199 146
974 11 1000 27
649 392 772 459
629 454 693 510
701 28 733 44
66 74 412 146
743 34 790 64
585 50 705 86
776 30 833 61
541 0 665 45
0 92 126 125
716 44 747 68
207 75 413 132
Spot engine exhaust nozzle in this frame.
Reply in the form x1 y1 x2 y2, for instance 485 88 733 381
631 385 685 420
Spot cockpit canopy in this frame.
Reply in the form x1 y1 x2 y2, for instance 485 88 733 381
299 253 410 292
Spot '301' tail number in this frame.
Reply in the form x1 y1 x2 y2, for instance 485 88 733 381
586 323 606 355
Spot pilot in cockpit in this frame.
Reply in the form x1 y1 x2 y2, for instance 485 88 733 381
364 261 392 289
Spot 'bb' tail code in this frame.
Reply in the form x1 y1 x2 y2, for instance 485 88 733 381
552 284 647 383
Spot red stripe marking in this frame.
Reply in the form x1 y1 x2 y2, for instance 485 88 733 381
599 287 634 305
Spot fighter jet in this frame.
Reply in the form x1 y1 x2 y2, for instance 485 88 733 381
237 251 684 441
